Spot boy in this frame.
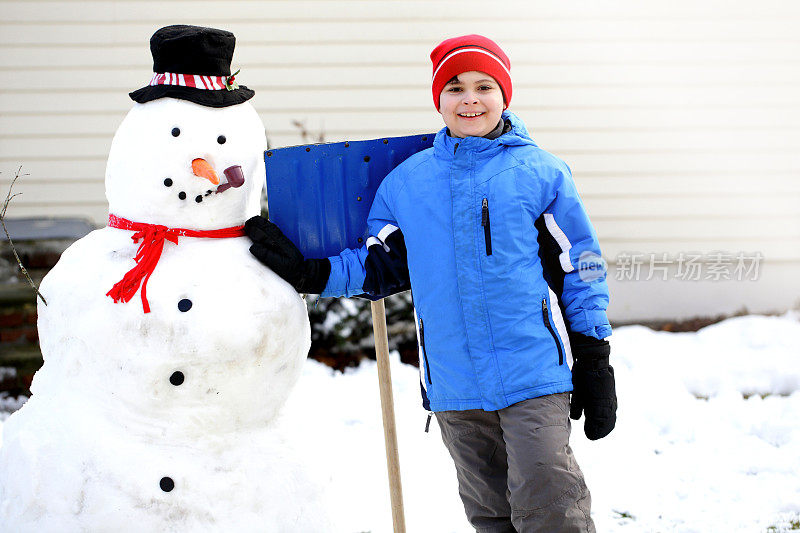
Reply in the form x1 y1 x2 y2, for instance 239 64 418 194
246 35 616 532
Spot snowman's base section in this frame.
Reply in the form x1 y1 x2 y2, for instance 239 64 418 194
0 396 332 533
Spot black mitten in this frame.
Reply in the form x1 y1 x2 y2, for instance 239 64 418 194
569 332 617 440
245 216 331 294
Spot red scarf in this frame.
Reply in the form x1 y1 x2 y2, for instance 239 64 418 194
106 214 245 313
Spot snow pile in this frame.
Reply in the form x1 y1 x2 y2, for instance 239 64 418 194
2 313 799 531
279 312 800 532
578 312 800 532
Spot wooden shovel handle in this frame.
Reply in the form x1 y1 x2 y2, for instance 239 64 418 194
371 299 406 533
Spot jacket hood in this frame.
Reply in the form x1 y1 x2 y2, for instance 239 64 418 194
433 111 538 160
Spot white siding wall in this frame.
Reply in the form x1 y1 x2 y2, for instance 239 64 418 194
1 0 799 320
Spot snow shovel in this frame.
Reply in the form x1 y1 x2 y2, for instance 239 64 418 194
264 133 435 533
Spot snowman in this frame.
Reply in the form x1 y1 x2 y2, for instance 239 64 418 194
0 25 328 531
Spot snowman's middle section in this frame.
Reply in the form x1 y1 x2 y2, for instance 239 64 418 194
34 227 310 444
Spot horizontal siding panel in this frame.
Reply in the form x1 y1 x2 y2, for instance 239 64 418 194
5 41 800 69
2 18 800 45
520 87 800 108
534 130 800 152
566 152 800 174
8 101 800 128
2 203 107 223
0 93 136 114
576 174 800 196
595 217 798 240
5 129 797 155
8 181 106 204
6 135 800 168
5 64 800 91
600 248 792 263
3 0 800 23
599 238 789 253
0 114 127 137
525 107 800 130
584 196 799 219
1 138 113 160
4 87 799 115
0 161 106 181
4 108 800 137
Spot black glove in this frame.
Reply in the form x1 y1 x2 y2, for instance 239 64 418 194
244 216 331 294
569 332 617 440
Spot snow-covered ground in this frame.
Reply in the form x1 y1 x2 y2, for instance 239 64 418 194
2 313 799 532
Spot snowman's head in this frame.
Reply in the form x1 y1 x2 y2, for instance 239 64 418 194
105 97 266 229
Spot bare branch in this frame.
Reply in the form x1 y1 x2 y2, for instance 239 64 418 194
291 119 325 144
1 166 47 305
1 193 22 219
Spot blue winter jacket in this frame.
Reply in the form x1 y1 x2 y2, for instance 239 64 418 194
322 112 611 412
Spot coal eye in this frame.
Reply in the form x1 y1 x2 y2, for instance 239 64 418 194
171 127 180 137
217 135 226 145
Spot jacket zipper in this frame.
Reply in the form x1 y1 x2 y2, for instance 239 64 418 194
481 198 492 256
419 317 433 384
542 298 564 365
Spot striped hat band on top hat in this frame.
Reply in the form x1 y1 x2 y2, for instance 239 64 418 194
148 72 231 91
430 35 512 110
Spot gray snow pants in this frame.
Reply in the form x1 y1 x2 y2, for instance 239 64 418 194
435 392 595 533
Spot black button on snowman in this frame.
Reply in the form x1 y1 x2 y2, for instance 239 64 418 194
170 371 185 386
160 477 175 493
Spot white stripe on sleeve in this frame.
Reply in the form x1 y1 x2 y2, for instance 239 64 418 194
377 224 399 244
543 213 574 273
366 236 387 252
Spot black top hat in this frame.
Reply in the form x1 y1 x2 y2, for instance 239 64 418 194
129 25 254 108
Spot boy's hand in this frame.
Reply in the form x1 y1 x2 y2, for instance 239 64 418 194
244 216 331 294
568 332 617 440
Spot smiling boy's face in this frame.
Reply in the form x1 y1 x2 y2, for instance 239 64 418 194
438 71 505 139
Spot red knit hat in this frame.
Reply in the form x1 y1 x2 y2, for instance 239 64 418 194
430 34 512 110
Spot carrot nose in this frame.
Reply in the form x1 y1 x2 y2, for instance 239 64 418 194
191 158 219 185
